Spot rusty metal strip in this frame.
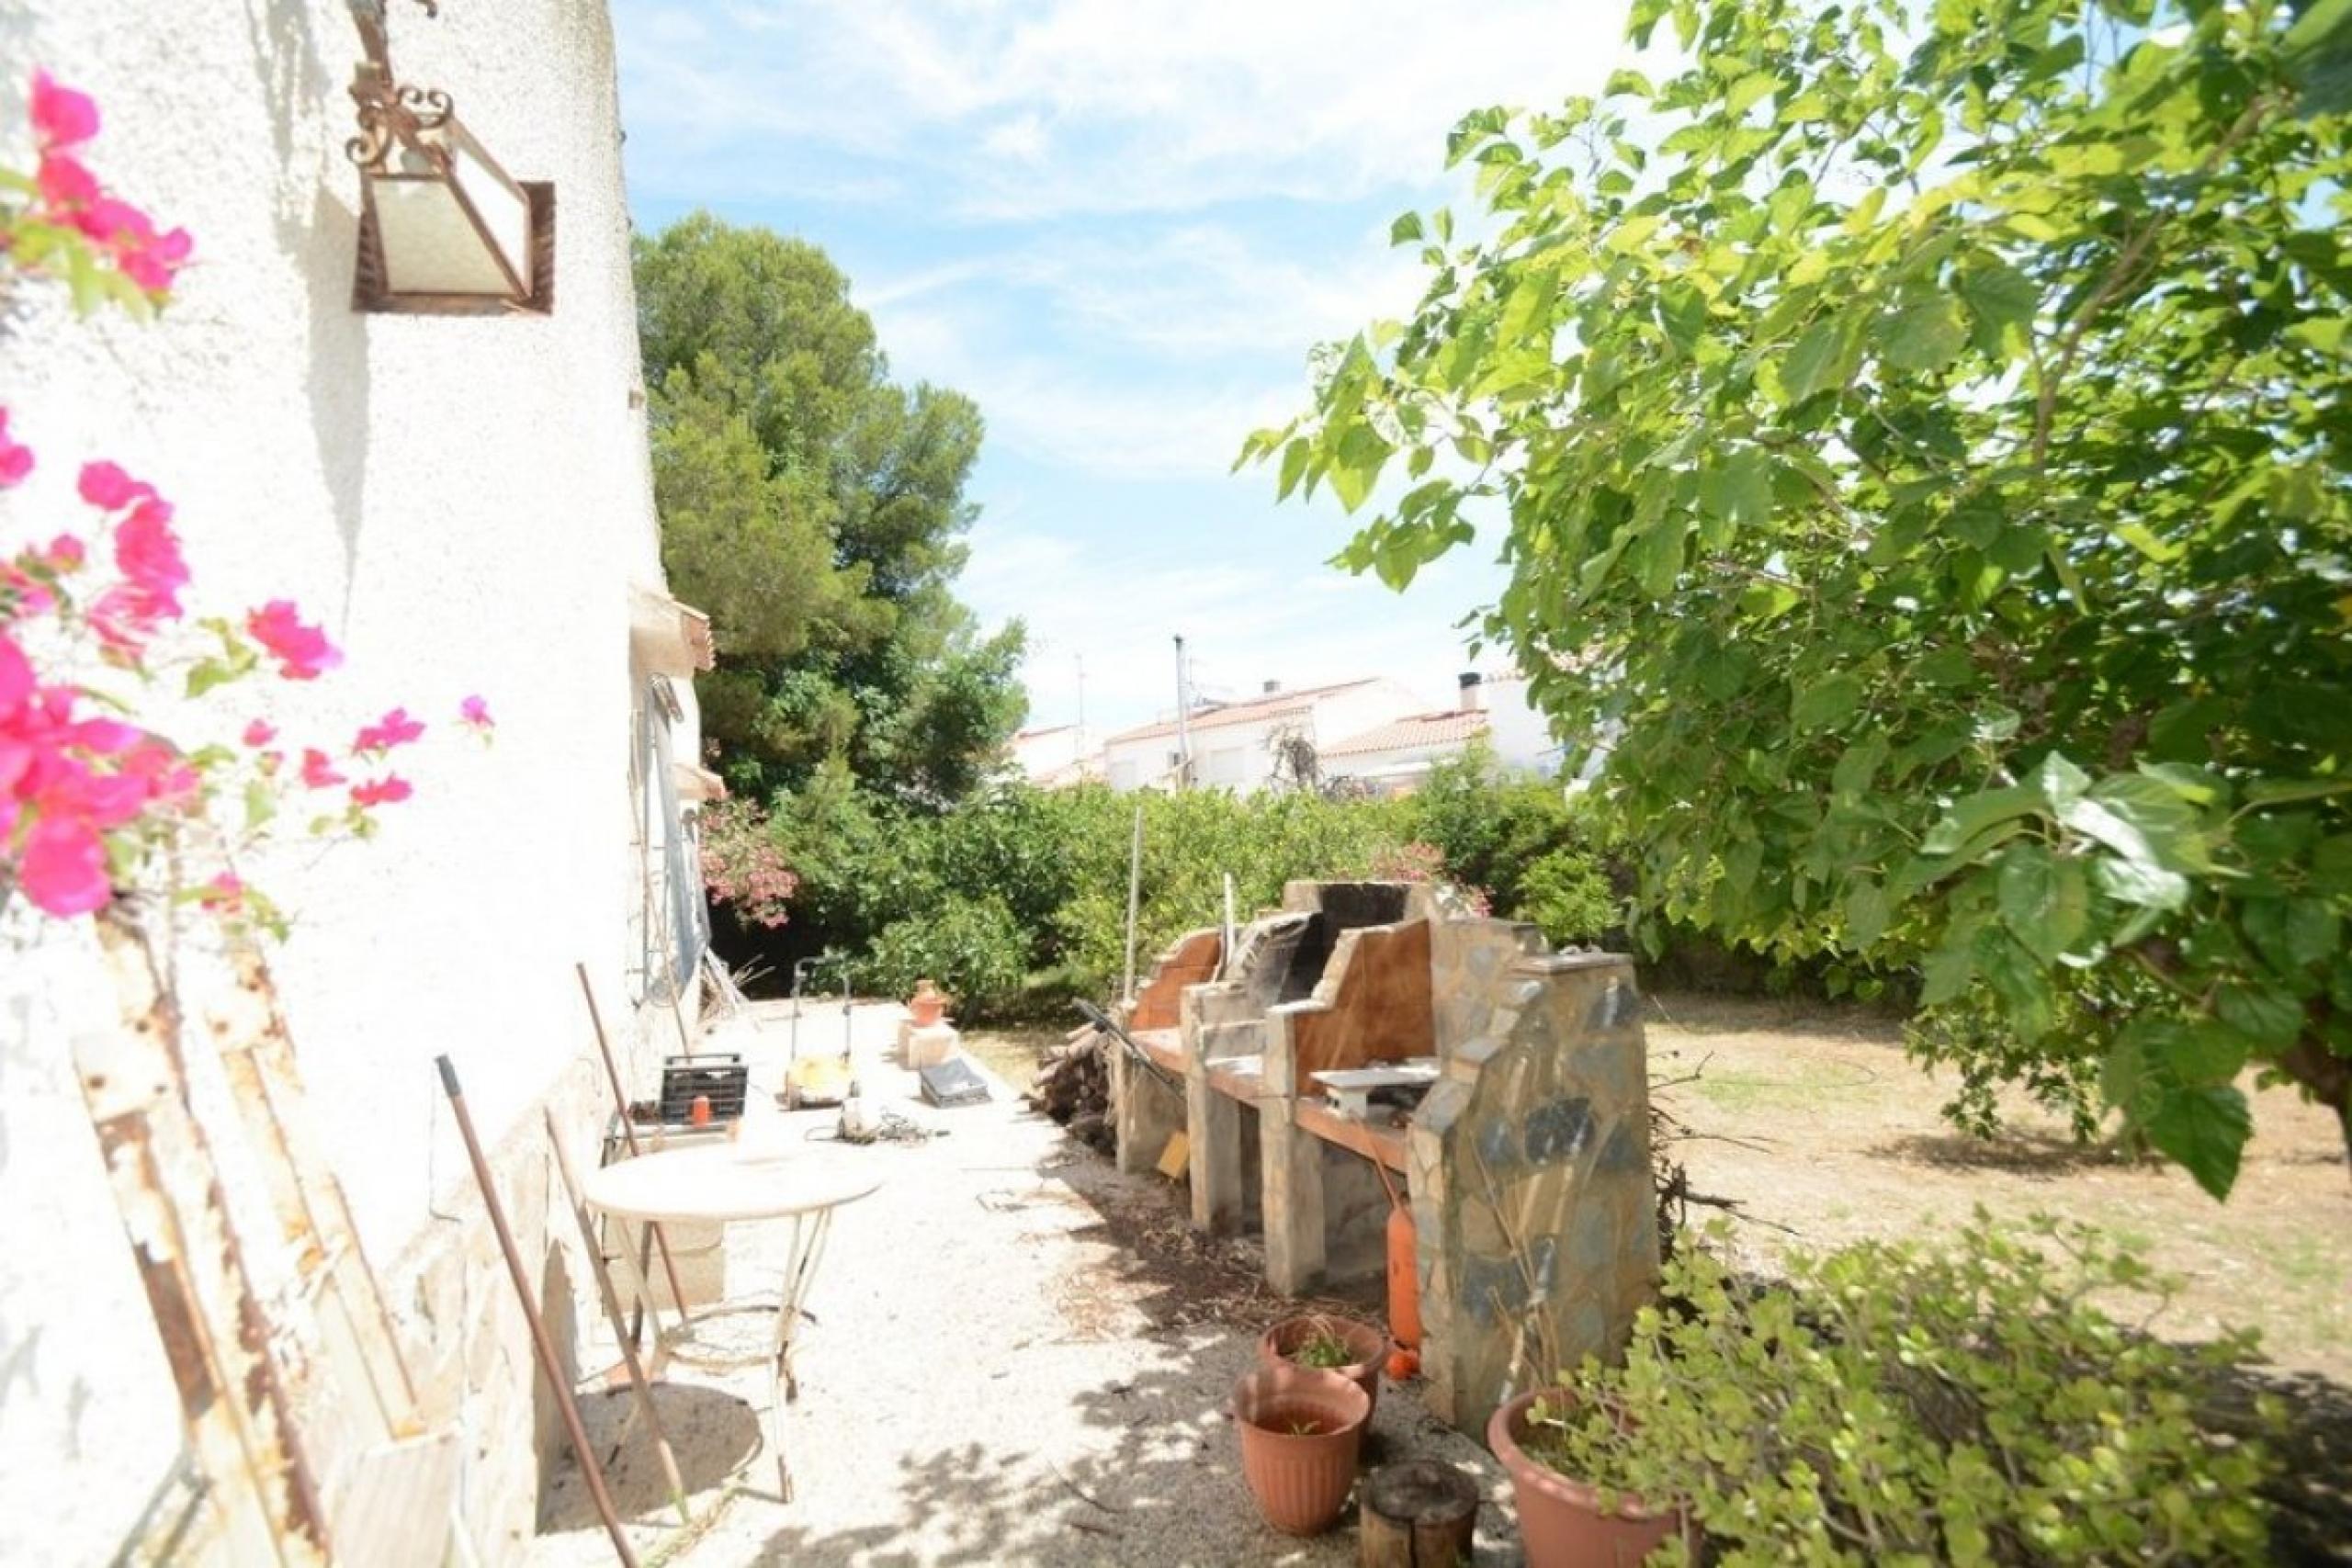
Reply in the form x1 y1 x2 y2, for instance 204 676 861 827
80 905 334 1567
202 930 419 1441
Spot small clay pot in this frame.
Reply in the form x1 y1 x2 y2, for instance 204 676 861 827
1233 1363 1369 1536
1258 1313 1387 1419
908 978 946 1028
1487 1389 1684 1568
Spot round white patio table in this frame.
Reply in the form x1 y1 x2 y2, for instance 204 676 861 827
582 1144 880 1502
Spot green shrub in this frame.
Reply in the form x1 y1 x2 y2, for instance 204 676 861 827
745 758 1644 1008
1406 740 1583 913
1536 1215 2277 1564
1517 844 1618 947
862 896 1027 1017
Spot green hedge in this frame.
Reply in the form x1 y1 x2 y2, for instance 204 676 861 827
715 742 1618 1020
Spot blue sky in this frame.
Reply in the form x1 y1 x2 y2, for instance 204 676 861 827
610 1 1634 735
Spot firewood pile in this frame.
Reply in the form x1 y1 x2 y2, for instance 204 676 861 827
1028 1021 1113 1153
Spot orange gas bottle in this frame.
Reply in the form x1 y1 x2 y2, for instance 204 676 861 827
1386 1201 1422 1350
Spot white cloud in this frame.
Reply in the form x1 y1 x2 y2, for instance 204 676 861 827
616 0 1633 217
855 223 1426 478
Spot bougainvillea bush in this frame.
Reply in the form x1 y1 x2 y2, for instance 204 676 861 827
695 795 797 929
0 72 486 933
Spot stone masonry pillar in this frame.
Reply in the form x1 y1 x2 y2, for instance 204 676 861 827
1260 1003 1327 1293
1409 952 1658 1434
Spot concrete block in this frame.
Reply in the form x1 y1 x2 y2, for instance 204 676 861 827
899 1021 959 1069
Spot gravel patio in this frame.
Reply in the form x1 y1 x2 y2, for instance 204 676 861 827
530 999 1523 1566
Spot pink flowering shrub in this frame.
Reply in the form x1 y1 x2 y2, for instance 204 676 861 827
0 73 488 931
1367 839 1492 917
696 796 797 929
1 70 191 309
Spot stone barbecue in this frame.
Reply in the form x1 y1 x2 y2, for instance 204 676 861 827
1110 880 1659 1433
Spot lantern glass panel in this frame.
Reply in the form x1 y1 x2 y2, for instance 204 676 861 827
371 174 513 295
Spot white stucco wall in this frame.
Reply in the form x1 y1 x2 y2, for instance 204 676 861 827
1101 681 1423 795
1481 673 1563 776
0 2 684 1560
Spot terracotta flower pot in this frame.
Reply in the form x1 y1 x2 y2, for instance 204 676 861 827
1233 1363 1369 1536
908 979 945 1028
1487 1390 1683 1568
1258 1312 1387 1419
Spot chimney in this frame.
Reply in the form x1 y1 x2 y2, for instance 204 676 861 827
1262 679 1282 695
1458 671 1484 713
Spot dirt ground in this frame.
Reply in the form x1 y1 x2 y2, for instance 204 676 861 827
1643 992 2351 1562
1636 993 2349 1382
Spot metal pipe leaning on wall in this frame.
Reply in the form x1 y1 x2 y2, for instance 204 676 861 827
435 1055 639 1568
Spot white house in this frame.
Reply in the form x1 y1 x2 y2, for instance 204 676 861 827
1318 671 1563 794
1099 677 1421 794
1008 721 1100 788
0 5 705 1562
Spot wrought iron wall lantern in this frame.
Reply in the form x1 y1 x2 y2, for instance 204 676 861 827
345 1 553 315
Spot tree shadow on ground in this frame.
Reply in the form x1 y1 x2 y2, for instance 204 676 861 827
1869 1129 2161 1179
752 1353 1520 1566
1642 992 1909 1046
753 1138 1521 1565
540 1383 761 1534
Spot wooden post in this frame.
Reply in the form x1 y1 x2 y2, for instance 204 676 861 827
1358 1461 1478 1568
1120 804 1144 1005
574 964 693 1335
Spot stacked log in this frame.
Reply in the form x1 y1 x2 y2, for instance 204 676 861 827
1028 1021 1114 1153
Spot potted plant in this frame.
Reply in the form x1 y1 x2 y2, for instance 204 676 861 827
908 977 947 1027
1233 1362 1369 1536
1258 1311 1386 1418
1486 1388 1680 1568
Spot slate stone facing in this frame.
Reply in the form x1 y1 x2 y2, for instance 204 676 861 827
1133 886 1661 1442
1412 951 1660 1435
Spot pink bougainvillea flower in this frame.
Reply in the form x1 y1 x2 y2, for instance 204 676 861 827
299 748 345 790
85 584 166 661
195 872 243 913
65 716 141 755
44 534 85 570
73 196 142 246
113 497 187 615
241 718 277 748
74 198 192 293
19 816 110 916
458 694 494 729
353 706 424 753
350 775 413 807
40 758 148 830
116 223 192 294
0 410 33 488
77 460 150 512
86 575 187 660
30 71 99 151
0 631 35 711
246 600 341 681
0 565 56 623
35 151 98 215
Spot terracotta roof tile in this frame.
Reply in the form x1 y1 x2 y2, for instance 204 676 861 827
1320 709 1487 760
1103 678 1383 746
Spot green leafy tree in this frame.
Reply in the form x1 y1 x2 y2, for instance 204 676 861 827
1253 0 2352 1193
635 213 1024 803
